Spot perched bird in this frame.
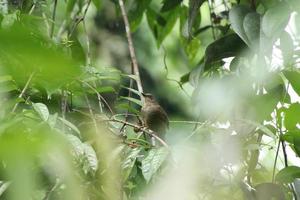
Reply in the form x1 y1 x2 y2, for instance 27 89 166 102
141 93 169 139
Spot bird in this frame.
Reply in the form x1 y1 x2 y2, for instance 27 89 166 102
141 93 169 140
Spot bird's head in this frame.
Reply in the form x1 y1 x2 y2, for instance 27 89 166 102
141 92 156 104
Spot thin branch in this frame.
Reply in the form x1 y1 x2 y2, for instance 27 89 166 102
84 94 98 131
11 72 35 113
107 118 169 148
118 0 144 97
69 0 92 37
272 138 281 182
50 0 58 38
78 80 114 115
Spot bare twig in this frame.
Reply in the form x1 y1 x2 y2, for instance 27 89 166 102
118 0 144 96
11 72 35 113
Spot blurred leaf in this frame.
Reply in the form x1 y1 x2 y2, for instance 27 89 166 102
128 0 151 32
280 31 294 64
115 103 139 114
254 183 285 200
147 7 180 47
276 166 300 183
92 0 102 10
121 86 141 96
33 103 49 121
0 25 81 95
261 2 290 39
187 0 204 37
120 96 142 106
141 147 168 183
0 181 11 196
229 5 252 46
204 34 246 69
66 0 77 15
284 103 300 131
184 37 201 61
161 0 182 12
243 12 260 49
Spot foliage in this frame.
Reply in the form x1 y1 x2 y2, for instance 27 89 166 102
0 0 299 199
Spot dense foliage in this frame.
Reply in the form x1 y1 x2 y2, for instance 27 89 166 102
0 0 300 199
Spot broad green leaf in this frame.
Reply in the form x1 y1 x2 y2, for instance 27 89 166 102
262 2 290 39
243 12 261 49
161 0 182 12
204 34 246 69
284 70 300 96
284 103 300 131
32 103 49 121
184 37 201 61
276 166 300 183
120 96 142 106
141 147 168 182
229 5 252 46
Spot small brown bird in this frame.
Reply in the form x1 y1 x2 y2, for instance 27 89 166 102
141 93 169 139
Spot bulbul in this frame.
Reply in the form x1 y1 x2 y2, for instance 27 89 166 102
141 93 169 139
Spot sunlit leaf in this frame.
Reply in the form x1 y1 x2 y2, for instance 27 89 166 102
261 2 290 39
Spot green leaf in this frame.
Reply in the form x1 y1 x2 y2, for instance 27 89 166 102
128 0 151 32
187 0 204 37
141 147 168 182
147 6 180 47
229 5 252 46
122 147 142 181
284 70 300 96
120 96 142 106
161 0 182 12
243 12 261 49
276 166 300 183
184 37 201 61
66 0 77 15
284 103 300 131
204 34 246 69
92 0 102 10
262 2 290 39
32 103 49 121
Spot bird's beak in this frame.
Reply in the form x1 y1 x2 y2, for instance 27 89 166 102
141 92 146 96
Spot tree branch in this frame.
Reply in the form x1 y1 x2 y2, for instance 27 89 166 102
118 0 144 97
